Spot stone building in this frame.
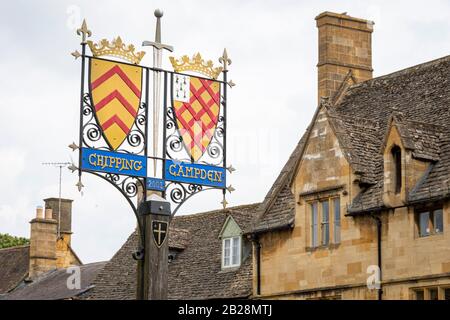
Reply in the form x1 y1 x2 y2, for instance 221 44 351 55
83 203 258 299
1 10 449 301
0 198 104 300
0 198 257 299
250 12 450 300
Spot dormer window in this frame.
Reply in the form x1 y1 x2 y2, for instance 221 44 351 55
391 145 402 194
222 236 241 268
219 215 244 269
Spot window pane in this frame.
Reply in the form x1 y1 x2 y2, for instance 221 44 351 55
415 290 424 300
433 209 443 234
419 212 430 237
311 203 318 247
231 237 240 266
429 288 438 300
321 200 329 246
333 198 341 244
444 288 450 300
223 239 230 266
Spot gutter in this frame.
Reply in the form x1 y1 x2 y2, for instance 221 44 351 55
370 214 383 300
255 236 262 296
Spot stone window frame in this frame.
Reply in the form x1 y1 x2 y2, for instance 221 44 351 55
221 236 241 269
390 145 402 194
414 205 444 238
410 285 450 300
301 185 344 251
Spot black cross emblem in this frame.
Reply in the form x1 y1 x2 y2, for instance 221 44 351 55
152 220 168 248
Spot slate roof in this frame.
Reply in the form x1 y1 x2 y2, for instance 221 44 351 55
253 55 450 229
84 203 259 300
0 246 29 294
1 262 107 300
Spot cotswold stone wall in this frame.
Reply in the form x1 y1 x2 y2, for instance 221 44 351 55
256 108 378 299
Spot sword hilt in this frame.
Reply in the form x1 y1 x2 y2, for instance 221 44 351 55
142 41 173 52
142 9 174 53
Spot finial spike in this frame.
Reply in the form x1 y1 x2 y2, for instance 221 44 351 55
76 19 92 44
219 48 232 71
227 165 236 173
221 194 228 209
71 50 81 59
227 185 235 193
68 142 79 151
76 178 84 192
68 164 78 173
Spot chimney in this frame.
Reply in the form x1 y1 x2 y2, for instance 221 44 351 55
43 198 75 269
316 12 374 103
43 198 73 242
29 206 58 278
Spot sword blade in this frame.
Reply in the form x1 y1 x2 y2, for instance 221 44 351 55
152 47 163 177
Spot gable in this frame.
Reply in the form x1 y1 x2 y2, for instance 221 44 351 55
293 106 350 195
219 216 242 239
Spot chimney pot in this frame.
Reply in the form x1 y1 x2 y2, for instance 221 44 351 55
36 206 44 219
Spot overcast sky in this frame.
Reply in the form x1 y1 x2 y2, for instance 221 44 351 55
0 0 449 263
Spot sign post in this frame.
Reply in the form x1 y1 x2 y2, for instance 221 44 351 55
139 194 171 300
70 9 235 300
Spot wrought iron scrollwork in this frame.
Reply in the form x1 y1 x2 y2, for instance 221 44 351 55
164 88 226 167
81 93 147 155
165 182 215 215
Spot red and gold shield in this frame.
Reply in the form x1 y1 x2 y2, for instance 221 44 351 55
89 58 142 150
172 75 220 162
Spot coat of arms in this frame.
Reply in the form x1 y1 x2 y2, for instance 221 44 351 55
170 53 223 162
87 37 145 150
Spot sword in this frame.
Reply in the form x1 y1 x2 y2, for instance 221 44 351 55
143 9 173 177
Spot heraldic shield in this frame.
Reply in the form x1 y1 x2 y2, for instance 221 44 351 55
89 58 143 150
172 74 221 162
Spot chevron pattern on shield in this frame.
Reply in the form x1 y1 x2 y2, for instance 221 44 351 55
89 58 142 150
172 75 220 162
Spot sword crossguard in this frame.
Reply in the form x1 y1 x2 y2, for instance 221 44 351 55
142 40 173 52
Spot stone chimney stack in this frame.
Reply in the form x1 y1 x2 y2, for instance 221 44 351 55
43 198 73 243
29 206 58 279
316 12 374 103
43 198 75 268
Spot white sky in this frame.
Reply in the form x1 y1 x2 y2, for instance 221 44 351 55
0 0 449 263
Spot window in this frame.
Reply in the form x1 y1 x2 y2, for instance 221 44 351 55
311 202 319 247
429 288 439 300
445 288 450 300
222 236 241 268
321 200 329 246
417 208 444 237
414 289 424 300
412 287 450 300
333 198 341 244
310 197 341 248
391 146 402 194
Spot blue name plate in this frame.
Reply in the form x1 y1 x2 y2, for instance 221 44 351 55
164 159 226 188
146 177 166 192
81 148 147 178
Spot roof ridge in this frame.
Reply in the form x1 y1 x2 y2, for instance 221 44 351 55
0 245 30 252
173 203 260 221
351 55 450 88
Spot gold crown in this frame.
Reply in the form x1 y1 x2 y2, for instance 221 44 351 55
169 53 223 79
87 36 145 64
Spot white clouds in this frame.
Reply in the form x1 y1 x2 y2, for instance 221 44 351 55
0 148 26 183
0 0 449 262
